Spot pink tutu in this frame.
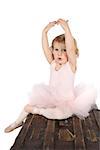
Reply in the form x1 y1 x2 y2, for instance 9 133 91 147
28 61 97 119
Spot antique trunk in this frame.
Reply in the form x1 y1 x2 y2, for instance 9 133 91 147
10 109 100 150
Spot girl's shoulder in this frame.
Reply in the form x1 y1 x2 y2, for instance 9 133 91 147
50 60 55 67
51 59 55 64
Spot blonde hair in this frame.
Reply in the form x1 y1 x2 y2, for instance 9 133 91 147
51 34 79 57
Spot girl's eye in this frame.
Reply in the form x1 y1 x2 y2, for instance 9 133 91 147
55 49 59 51
63 49 66 52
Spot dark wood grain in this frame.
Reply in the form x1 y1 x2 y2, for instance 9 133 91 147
73 116 86 150
43 120 55 150
10 109 100 150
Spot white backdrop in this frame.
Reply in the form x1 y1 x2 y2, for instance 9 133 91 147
0 0 100 149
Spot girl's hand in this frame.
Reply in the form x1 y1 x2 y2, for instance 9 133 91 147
57 19 68 31
43 21 57 33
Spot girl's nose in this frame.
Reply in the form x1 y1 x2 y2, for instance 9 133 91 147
58 50 62 55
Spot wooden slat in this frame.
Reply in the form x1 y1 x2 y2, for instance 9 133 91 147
27 115 47 150
43 120 55 150
82 113 99 150
29 115 47 140
88 115 97 142
73 116 86 150
21 114 35 144
55 118 75 150
93 109 100 129
90 111 100 140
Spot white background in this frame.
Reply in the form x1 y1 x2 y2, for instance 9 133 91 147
0 0 100 149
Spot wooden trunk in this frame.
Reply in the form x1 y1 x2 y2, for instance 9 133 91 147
10 109 100 150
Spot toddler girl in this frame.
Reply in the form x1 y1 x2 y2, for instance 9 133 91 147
4 19 97 133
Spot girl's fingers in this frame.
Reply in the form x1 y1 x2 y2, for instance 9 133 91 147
57 18 68 23
57 18 64 22
49 19 68 26
48 21 57 28
49 21 57 25
66 20 69 23
57 19 69 26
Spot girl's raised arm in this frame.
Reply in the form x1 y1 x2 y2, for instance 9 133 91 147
42 22 56 64
57 19 77 72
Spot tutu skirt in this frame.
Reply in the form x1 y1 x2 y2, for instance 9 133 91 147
28 83 97 119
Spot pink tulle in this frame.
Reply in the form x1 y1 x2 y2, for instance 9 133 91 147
28 61 97 119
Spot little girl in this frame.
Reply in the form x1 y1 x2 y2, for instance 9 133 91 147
5 19 97 133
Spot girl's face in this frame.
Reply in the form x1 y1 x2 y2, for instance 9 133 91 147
52 41 68 65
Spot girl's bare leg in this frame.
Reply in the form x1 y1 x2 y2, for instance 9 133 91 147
25 104 68 119
39 107 68 119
